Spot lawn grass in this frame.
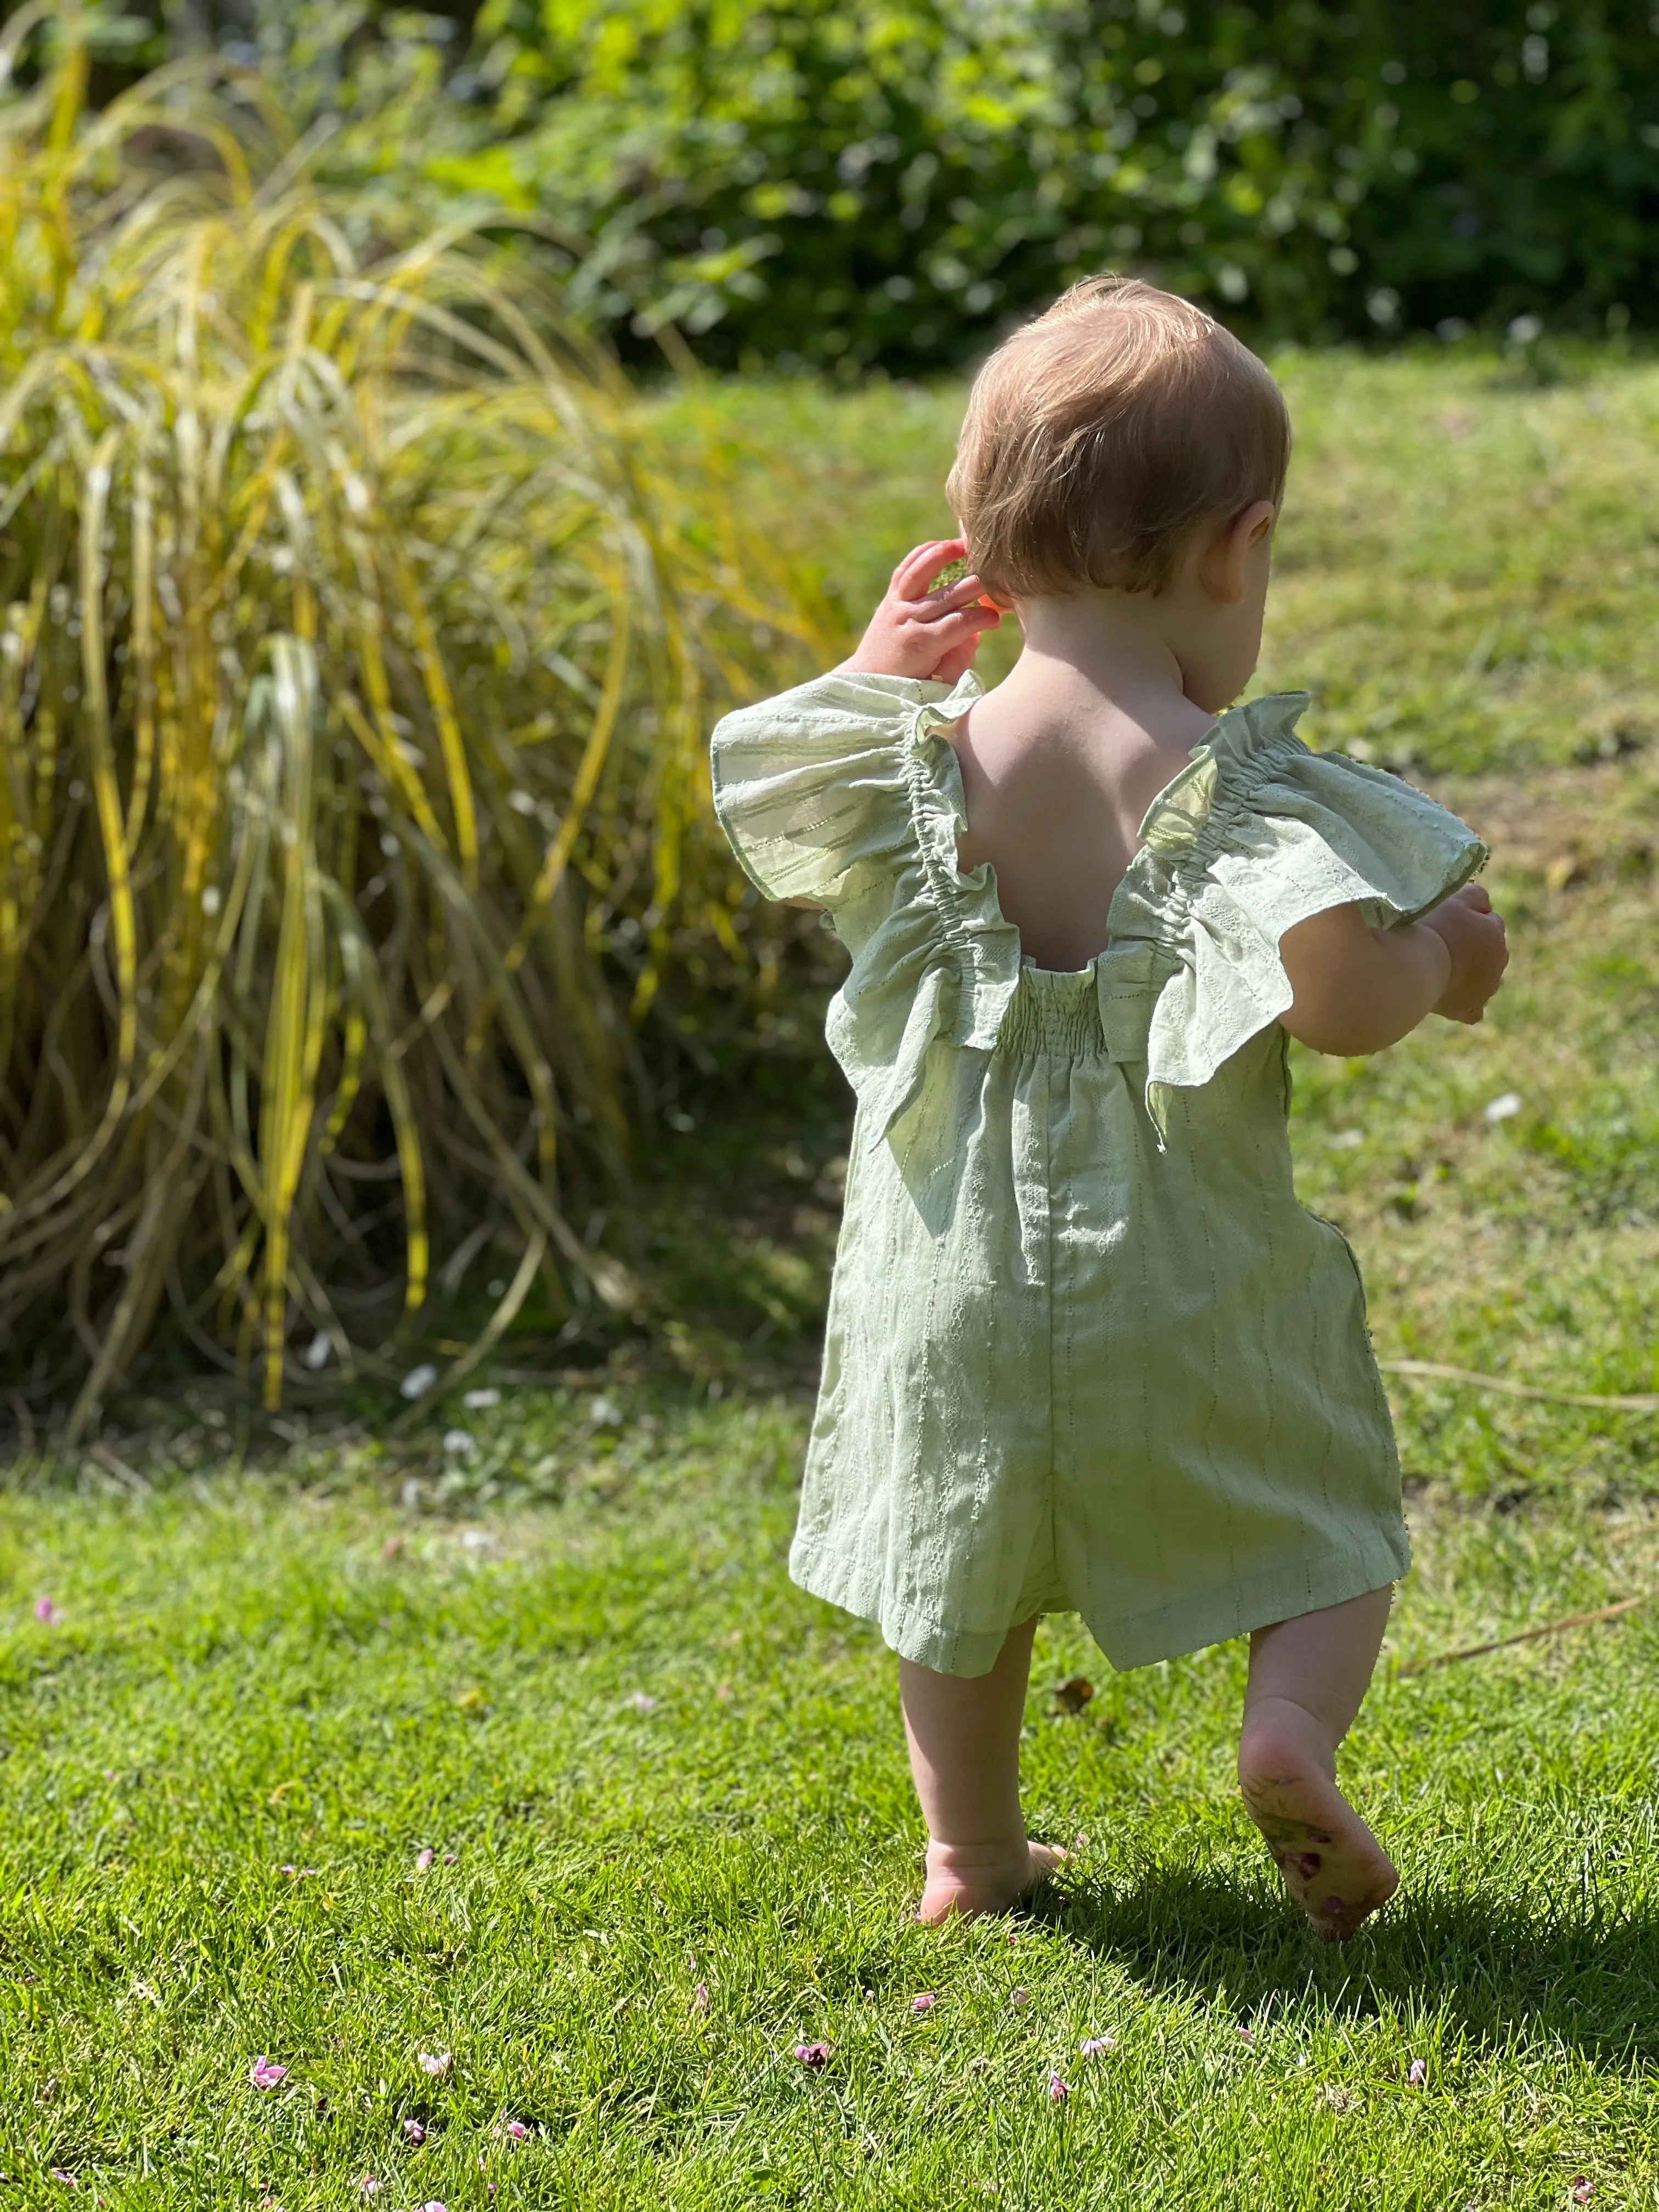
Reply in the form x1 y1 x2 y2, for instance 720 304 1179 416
5 1418 1659 2209
665 342 1659 777
7 347 1659 2207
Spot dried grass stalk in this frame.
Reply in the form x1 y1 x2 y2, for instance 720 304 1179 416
0 17 826 1435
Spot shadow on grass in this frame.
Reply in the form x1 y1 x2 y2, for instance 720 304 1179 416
1056 1866 1659 2062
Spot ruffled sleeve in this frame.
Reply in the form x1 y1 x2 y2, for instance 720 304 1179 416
709 669 1023 1184
710 669 952 908
1111 692 1488 1133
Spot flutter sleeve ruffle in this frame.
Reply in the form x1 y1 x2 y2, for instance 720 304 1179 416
1116 692 1488 1131
710 668 945 907
708 669 1023 1169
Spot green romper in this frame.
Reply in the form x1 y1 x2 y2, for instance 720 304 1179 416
709 670 1486 1678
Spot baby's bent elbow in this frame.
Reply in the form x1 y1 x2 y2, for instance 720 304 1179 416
1278 982 1421 1058
1283 1013 1407 1057
1279 1005 1404 1057
1277 914 1446 1057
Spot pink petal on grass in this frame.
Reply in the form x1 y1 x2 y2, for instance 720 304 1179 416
417 2052 452 2078
1080 2036 1116 2057
1047 2072 1069 2102
354 2182 380 2198
414 1849 435 1872
792 2041 832 2067
1009 1989 1030 2010
1406 2057 1427 2088
401 2118 426 2143
248 2058 287 2090
48 2171 76 2188
910 1992 937 2015
35 1597 60 1624
690 1984 709 2016
503 2120 528 2141
1572 2183 1594 2205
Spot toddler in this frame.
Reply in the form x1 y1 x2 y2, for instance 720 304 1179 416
709 278 1508 1936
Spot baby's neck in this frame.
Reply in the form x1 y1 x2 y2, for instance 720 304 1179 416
999 593 1215 752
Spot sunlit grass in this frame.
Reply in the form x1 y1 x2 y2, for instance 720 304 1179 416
661 344 1659 775
3 1416 1659 2207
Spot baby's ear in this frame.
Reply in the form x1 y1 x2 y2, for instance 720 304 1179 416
1202 500 1277 605
1238 499 1277 548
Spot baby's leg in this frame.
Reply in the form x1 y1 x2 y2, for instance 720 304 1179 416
900 1618 1065 1923
1237 1587 1398 1942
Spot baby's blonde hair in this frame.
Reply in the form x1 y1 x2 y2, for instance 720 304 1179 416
946 275 1291 599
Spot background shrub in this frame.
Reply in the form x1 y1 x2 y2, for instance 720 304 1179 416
91 0 1659 371
0 36 824 1430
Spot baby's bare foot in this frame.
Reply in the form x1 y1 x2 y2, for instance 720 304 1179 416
917 1838 1065 1924
1239 1704 1397 1943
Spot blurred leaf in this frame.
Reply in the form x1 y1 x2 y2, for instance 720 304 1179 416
156 0 1659 368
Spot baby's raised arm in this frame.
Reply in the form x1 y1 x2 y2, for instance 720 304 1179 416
1278 883 1508 1055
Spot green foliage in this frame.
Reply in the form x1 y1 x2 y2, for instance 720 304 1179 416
0 27 826 1430
88 0 1659 370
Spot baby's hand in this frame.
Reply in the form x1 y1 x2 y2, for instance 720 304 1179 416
1423 882 1509 1023
840 538 1002 685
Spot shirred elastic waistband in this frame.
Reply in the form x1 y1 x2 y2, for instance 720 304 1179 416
996 966 1109 1059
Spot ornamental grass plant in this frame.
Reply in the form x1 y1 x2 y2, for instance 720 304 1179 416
0 13 826 1437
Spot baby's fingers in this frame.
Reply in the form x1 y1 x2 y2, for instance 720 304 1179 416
925 605 1001 648
924 571 994 616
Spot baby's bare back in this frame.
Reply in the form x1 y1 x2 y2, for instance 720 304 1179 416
949 675 1212 974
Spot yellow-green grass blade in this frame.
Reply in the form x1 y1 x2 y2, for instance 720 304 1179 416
0 29 823 1420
